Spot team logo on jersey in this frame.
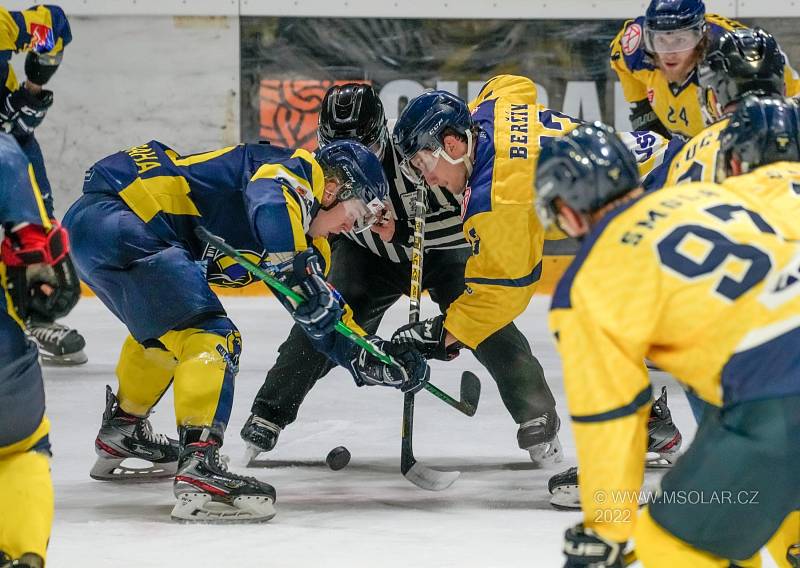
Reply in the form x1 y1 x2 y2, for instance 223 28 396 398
203 244 267 288
29 23 54 53
621 23 642 56
647 88 655 104
259 79 369 150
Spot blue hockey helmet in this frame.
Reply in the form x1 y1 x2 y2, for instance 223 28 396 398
644 0 706 53
535 122 641 231
315 139 390 232
697 28 785 125
392 90 474 184
718 96 800 179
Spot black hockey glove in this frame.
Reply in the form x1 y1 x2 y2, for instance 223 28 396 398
391 314 461 361
563 524 627 568
2 222 79 321
290 248 343 340
0 85 54 139
788 543 800 567
351 337 430 394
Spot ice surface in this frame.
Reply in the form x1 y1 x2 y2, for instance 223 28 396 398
41 296 777 567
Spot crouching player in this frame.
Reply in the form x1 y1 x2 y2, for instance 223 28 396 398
536 122 800 567
63 139 429 523
0 134 76 567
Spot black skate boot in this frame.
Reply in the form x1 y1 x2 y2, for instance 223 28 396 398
0 552 44 568
548 466 579 510
517 410 563 466
172 428 276 523
27 319 87 366
90 385 179 481
240 414 281 464
647 386 682 467
548 388 683 510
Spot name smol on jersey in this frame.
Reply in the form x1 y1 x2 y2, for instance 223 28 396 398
619 185 722 247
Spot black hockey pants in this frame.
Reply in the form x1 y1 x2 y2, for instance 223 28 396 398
250 237 556 429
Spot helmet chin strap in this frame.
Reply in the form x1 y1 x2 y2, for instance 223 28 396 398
439 129 475 178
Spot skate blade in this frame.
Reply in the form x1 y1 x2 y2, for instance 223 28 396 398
527 435 564 467
645 451 679 469
549 485 581 511
40 349 88 366
171 493 276 524
89 457 177 482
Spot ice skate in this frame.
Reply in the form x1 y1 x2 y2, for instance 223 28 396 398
518 411 563 466
646 386 682 468
172 431 276 523
548 466 580 510
27 320 87 366
90 385 179 481
240 414 281 464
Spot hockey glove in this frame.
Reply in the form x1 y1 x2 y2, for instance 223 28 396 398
290 248 343 339
563 524 626 568
392 314 461 361
2 221 79 320
351 337 430 394
0 86 54 139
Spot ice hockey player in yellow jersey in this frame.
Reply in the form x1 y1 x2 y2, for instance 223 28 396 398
390 75 572 464
610 0 799 139
537 121 800 567
390 74 683 467
646 27 789 190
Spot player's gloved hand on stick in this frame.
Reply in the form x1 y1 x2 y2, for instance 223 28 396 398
351 337 430 394
562 524 627 568
290 248 343 339
0 84 54 138
1 221 80 320
392 314 461 361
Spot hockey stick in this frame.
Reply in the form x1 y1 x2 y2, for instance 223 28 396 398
400 185 462 491
194 226 478 415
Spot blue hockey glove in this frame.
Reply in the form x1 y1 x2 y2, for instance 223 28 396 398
392 314 461 361
563 524 627 568
350 337 430 394
290 249 343 339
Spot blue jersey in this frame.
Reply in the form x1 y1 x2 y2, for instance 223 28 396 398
0 132 49 228
82 140 327 272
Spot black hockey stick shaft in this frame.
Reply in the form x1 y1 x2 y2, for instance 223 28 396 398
194 226 475 415
400 185 461 491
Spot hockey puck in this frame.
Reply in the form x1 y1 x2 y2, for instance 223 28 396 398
325 446 351 471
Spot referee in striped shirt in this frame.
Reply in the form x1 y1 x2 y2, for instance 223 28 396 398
242 84 552 460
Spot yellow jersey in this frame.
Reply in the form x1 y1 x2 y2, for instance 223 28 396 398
610 14 800 139
549 182 800 542
444 75 583 348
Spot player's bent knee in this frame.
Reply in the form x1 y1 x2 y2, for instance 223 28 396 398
165 317 242 430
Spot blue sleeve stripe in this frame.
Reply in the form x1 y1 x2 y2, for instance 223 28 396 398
10 12 29 49
571 385 652 423
465 260 541 288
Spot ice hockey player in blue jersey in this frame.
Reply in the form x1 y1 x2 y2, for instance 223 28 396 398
63 138 429 523
0 4 87 365
0 133 75 568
